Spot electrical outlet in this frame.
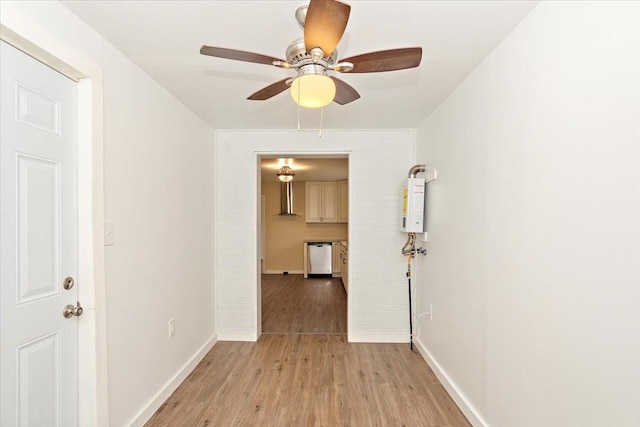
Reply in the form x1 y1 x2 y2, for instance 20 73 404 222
169 319 175 337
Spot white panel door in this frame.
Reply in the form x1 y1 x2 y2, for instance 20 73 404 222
1 41 79 426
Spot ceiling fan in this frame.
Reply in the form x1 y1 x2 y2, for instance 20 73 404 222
199 0 422 108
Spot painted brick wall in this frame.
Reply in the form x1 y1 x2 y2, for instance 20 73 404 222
215 130 416 342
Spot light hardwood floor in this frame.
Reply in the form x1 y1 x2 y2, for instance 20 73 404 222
145 274 470 426
261 274 347 334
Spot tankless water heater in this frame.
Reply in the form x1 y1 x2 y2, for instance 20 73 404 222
400 177 426 233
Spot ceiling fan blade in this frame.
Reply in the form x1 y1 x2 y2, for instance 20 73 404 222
200 46 285 66
331 77 360 105
247 79 291 101
340 48 423 73
304 0 351 57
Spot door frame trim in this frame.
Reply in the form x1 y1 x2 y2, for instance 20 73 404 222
255 151 350 339
1 25 109 426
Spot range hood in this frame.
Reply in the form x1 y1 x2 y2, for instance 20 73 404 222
278 182 299 216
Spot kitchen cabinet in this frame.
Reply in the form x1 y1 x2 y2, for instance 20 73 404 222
305 181 338 223
332 242 341 277
338 180 348 223
340 242 349 294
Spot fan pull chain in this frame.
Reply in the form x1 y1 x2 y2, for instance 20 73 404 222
293 77 324 136
296 79 301 131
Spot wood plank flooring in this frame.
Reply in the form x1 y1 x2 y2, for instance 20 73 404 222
145 274 471 426
145 335 471 426
261 274 347 334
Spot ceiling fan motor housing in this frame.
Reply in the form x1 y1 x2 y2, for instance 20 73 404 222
296 63 330 78
286 38 338 68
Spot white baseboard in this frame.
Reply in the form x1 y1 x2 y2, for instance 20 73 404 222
217 331 259 341
414 337 487 427
127 333 218 427
348 332 409 343
263 270 304 275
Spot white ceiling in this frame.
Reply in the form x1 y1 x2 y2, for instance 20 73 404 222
61 0 537 130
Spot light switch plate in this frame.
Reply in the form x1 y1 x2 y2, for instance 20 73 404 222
104 221 115 246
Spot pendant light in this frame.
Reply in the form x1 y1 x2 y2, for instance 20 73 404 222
277 165 295 182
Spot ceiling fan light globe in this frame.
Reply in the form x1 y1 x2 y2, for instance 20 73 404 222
290 74 336 109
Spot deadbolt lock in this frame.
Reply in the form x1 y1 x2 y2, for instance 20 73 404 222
63 302 83 318
63 276 74 290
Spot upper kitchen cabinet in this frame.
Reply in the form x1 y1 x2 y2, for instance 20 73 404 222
338 180 348 223
306 181 338 223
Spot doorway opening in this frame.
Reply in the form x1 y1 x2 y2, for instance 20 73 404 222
258 154 349 335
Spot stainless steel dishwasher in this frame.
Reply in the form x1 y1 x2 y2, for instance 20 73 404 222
307 242 332 276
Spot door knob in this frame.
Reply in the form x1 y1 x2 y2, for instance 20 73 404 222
63 302 83 318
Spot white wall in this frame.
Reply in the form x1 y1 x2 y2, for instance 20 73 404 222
101 42 216 426
415 2 640 426
1 2 217 426
215 130 415 342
